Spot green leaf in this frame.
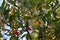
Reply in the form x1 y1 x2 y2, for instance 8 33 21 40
1 0 5 8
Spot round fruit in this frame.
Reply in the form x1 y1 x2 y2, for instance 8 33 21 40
34 21 40 27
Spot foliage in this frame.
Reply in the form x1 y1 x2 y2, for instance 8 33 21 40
0 0 60 40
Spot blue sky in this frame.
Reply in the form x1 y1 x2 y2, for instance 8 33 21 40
0 0 3 6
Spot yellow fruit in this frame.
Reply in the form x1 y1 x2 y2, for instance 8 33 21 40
34 21 40 27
